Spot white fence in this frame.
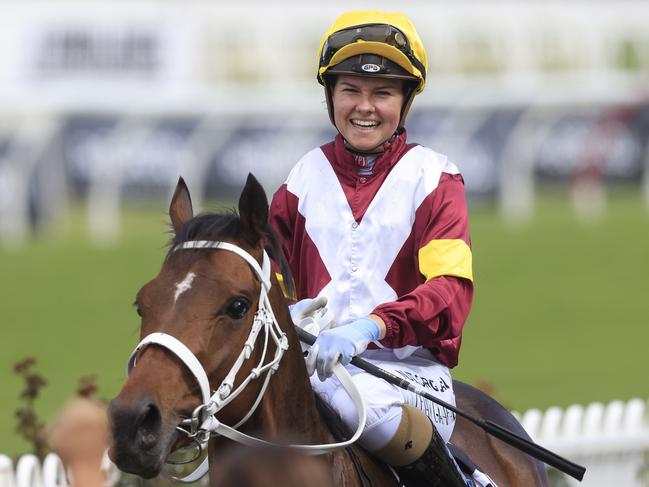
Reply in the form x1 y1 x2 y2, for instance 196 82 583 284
1 398 648 487
518 398 649 486
0 452 119 487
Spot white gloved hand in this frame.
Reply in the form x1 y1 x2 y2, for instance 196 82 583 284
305 317 381 381
289 296 329 324
289 296 336 352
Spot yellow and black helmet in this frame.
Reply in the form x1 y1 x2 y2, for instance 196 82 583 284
316 10 428 127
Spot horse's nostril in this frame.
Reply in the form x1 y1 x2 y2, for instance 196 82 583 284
139 431 158 450
137 403 162 449
139 403 161 430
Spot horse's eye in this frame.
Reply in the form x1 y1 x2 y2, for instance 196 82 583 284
133 301 143 317
226 298 250 320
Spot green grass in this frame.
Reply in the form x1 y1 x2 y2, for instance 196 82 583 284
1 205 169 456
1 191 648 455
455 189 649 412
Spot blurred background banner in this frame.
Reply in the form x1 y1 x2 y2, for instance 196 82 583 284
1 1 649 243
1 1 648 485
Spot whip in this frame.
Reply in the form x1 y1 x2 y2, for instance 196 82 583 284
296 327 585 482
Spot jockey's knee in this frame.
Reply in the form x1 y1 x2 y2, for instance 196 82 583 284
329 387 443 468
329 386 434 466
370 404 434 466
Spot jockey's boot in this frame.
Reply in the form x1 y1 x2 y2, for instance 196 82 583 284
395 421 469 487
372 405 469 487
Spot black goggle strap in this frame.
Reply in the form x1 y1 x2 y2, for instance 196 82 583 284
321 23 426 81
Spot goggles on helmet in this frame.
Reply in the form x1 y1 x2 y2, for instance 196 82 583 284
320 23 426 82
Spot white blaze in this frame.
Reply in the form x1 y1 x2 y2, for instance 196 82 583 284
174 272 196 302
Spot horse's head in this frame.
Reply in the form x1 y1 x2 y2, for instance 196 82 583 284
108 174 294 478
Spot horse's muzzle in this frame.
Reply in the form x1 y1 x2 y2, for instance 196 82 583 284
108 396 175 478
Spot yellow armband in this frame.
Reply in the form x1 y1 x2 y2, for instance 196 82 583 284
418 239 473 282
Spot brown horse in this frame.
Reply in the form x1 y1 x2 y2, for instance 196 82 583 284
108 175 549 487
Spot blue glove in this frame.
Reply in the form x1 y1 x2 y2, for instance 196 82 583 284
306 317 381 381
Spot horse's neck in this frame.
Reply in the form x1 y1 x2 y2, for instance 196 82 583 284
225 286 330 443
209 303 391 486
255 323 333 444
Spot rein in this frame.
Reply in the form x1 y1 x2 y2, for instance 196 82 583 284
127 240 367 483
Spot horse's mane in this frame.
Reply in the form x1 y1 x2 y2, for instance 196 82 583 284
168 211 296 299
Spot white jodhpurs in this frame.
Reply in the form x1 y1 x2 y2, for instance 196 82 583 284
310 348 456 452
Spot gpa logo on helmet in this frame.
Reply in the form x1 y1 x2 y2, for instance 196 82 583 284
361 63 381 73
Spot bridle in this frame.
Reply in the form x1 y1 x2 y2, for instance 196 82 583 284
127 240 367 483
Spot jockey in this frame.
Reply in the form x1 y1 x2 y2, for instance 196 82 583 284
269 10 473 486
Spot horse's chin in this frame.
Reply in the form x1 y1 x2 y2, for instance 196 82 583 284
108 429 177 479
109 443 169 478
126 461 165 480
108 394 185 479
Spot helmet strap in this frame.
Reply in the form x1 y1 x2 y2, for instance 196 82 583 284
343 143 387 158
343 128 402 158
398 82 418 128
324 82 336 127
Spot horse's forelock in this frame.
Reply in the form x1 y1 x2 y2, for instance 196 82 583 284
165 211 296 300
168 211 240 250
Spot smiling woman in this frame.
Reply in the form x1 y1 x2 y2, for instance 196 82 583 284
266 9 548 487
332 75 404 153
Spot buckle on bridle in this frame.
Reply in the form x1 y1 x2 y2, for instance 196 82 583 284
168 432 204 465
179 401 217 438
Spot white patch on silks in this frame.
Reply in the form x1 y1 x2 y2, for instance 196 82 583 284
174 272 196 303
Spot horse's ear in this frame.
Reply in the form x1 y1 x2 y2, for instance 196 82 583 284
169 177 194 235
238 173 268 245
